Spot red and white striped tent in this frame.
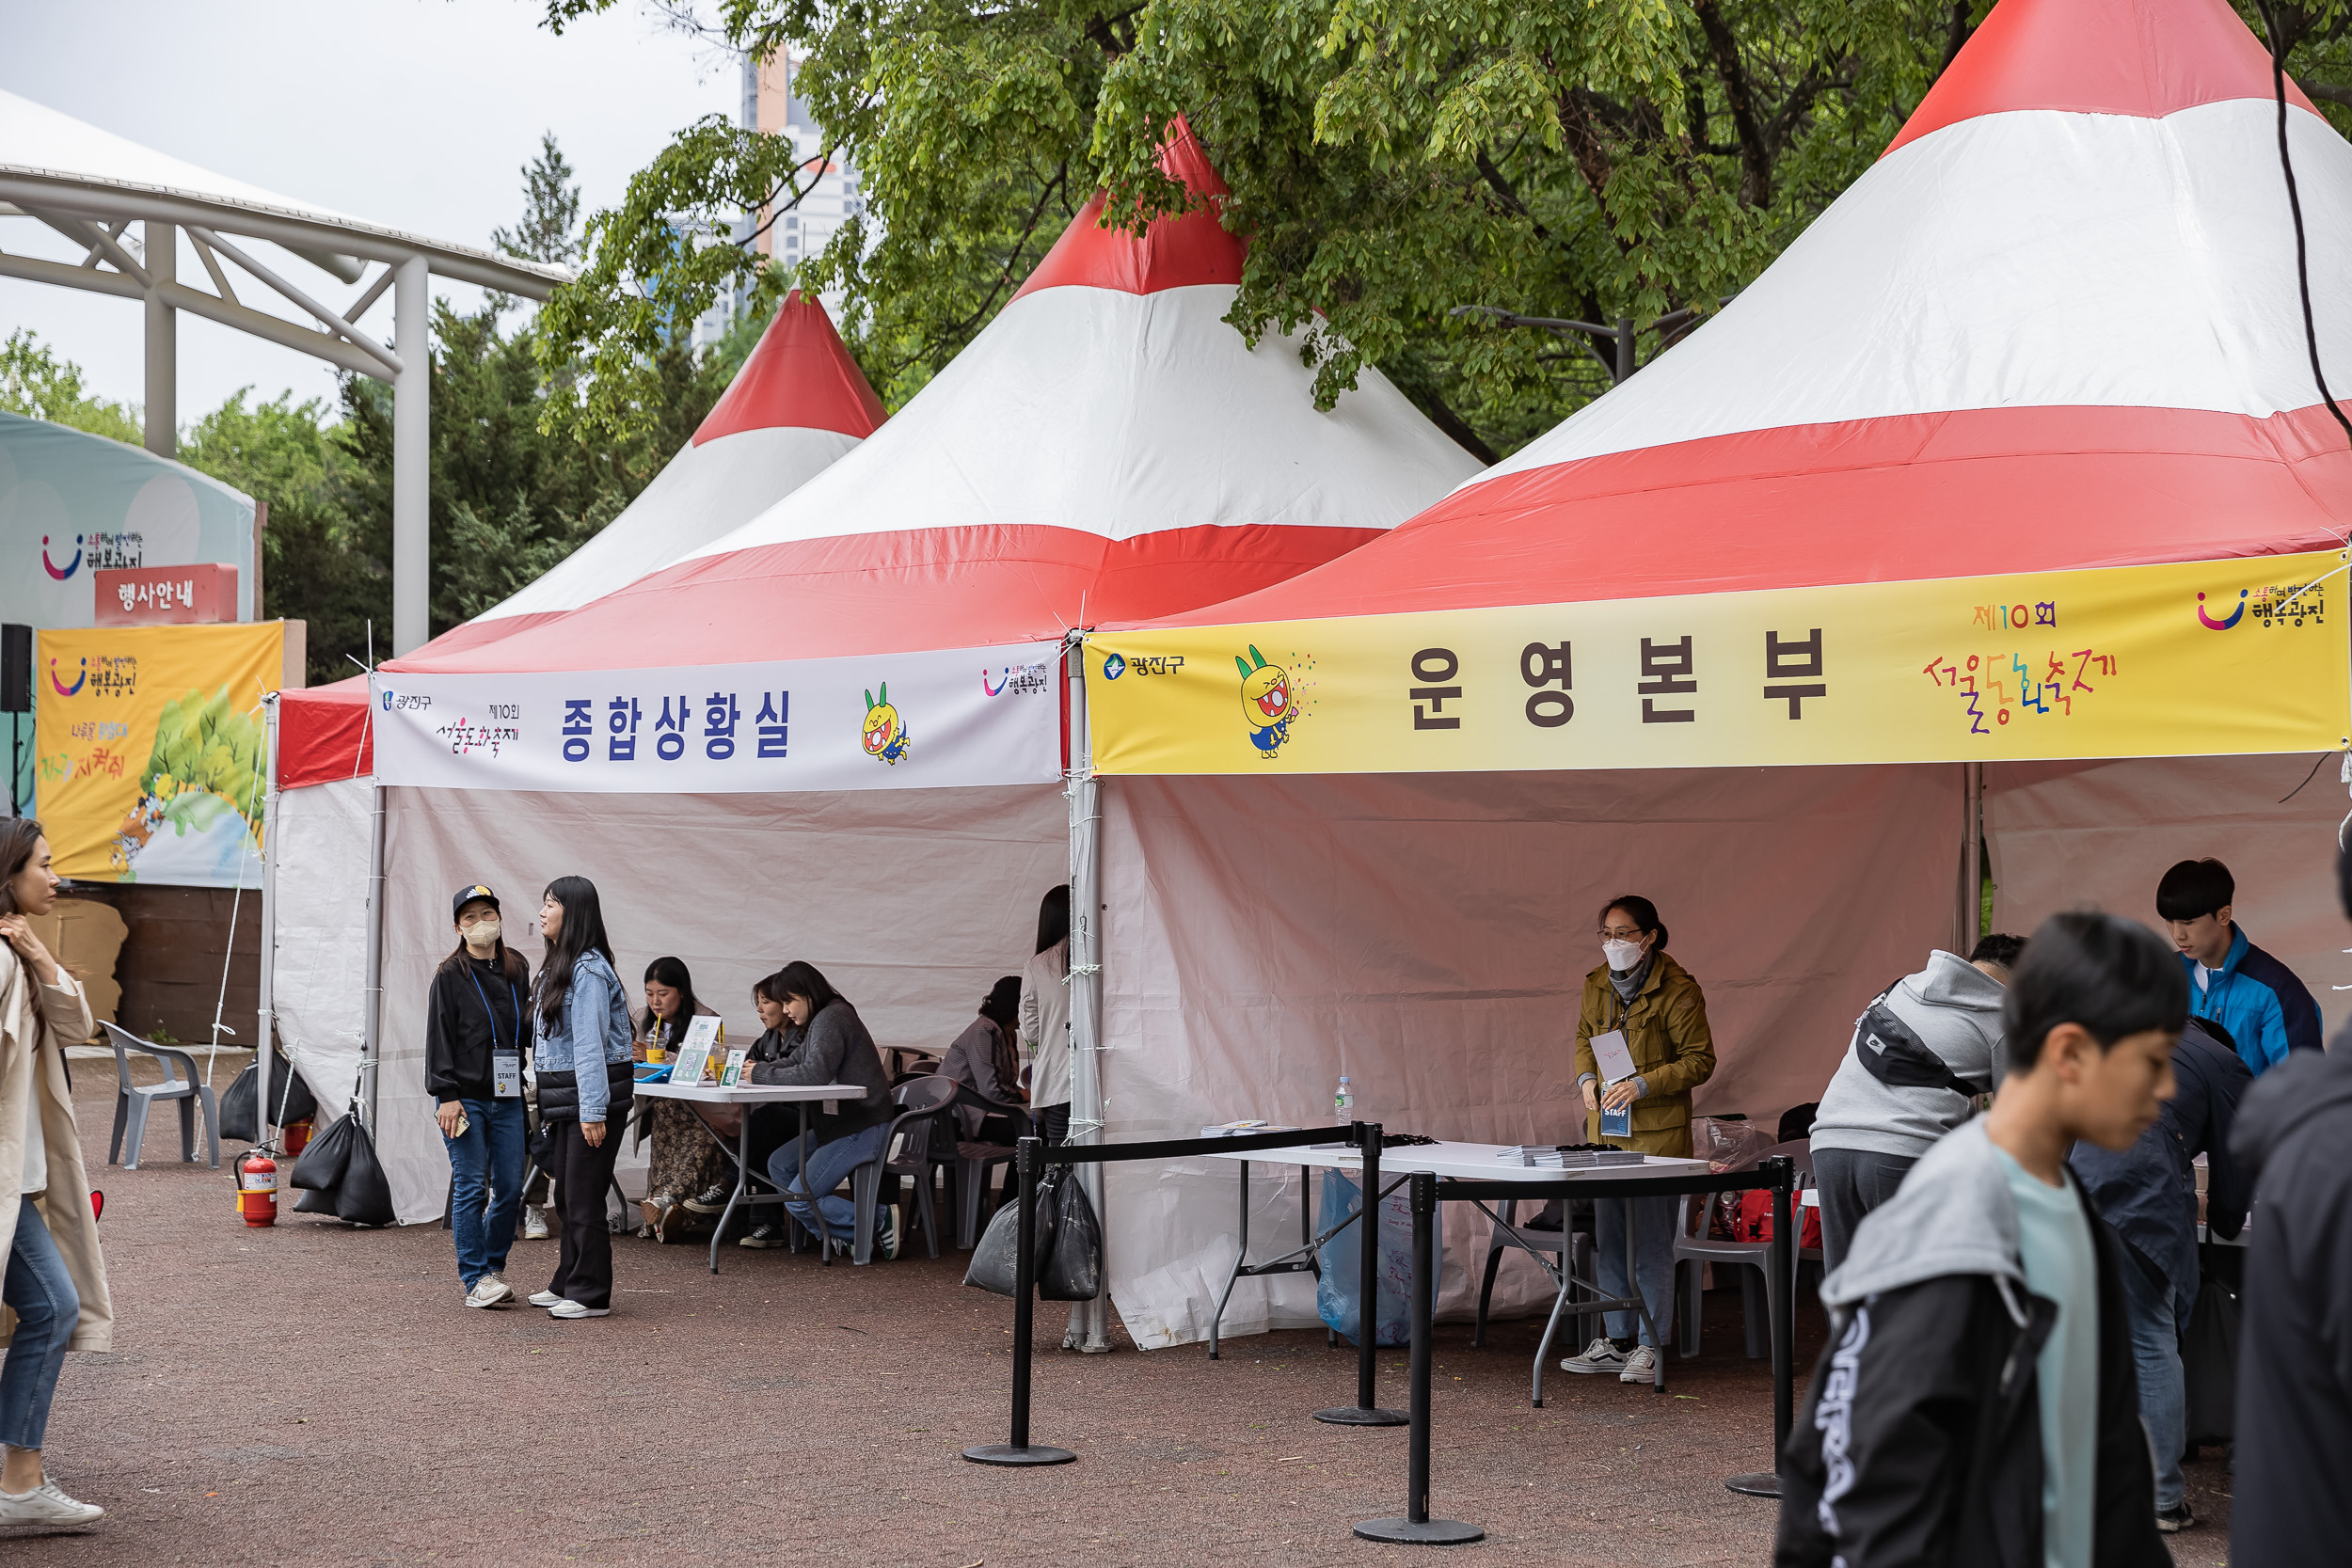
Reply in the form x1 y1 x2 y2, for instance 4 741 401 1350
324 122 1481 1235
265 293 886 1212
1068 0 2352 1344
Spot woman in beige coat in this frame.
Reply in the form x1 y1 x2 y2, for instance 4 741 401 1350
0 819 107 1527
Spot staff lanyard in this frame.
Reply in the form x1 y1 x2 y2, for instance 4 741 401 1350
466 964 523 1053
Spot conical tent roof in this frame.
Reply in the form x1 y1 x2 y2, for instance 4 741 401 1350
421 290 883 658
1130 0 2352 630
388 120 1481 675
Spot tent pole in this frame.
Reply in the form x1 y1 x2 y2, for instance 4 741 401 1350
1961 762 1983 950
1066 634 1110 1353
360 778 387 1129
256 692 279 1144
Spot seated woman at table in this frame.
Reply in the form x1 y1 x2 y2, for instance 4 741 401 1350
750 960 901 1260
1559 894 1716 1387
631 956 725 1241
939 976 1025 1141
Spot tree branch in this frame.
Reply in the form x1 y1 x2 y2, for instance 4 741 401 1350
2305 80 2352 108
1691 0 1772 206
1472 150 1552 243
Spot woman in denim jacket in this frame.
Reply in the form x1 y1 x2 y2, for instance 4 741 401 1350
527 876 633 1319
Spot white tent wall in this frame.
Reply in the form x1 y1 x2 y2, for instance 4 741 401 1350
1987 753 2349 1004
372 784 1071 1221
1096 764 1964 1350
269 776 374 1127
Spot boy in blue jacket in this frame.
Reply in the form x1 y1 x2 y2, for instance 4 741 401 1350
2156 857 2320 1075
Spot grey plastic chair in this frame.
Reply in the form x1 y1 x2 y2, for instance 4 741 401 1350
103 1022 220 1170
878 1075 957 1259
794 1078 964 1265
928 1081 1028 1248
1672 1139 1813 1359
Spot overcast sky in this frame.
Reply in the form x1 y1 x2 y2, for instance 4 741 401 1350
1 0 737 421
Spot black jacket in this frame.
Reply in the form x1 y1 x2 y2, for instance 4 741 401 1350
2068 1017 2252 1301
424 948 532 1101
1777 1120 2168 1568
2227 1028 2352 1568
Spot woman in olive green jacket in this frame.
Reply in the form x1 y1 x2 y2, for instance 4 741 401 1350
1561 895 1716 1385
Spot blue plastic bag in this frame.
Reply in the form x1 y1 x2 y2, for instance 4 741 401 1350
1315 1169 1439 1348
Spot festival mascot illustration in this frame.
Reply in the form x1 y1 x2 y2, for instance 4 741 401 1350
862 684 913 765
1236 645 1294 756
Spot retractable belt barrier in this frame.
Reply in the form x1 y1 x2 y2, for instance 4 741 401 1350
961 1121 1391 1467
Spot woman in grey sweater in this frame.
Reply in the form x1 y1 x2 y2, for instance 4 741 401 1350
1809 934 2022 1273
751 961 900 1260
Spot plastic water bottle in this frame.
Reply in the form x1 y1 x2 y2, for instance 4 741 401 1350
1333 1075 1354 1117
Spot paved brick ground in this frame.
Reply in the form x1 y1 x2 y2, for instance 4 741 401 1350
7 1072 2235 1565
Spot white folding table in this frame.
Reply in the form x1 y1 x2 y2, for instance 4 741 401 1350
632 1080 859 1273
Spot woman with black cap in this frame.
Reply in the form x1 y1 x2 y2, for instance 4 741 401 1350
424 883 532 1309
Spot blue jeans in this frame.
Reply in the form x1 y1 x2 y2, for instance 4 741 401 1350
1 1196 79 1449
1595 1195 1677 1347
442 1097 527 1289
766 1122 890 1235
2118 1241 2187 1512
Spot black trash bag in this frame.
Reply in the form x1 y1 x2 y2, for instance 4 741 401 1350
1039 1171 1101 1301
286 1107 397 1227
2183 1274 2241 1446
962 1164 1062 1297
220 1050 318 1143
286 1108 357 1192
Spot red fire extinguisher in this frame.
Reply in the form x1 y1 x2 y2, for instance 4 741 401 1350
237 1149 278 1227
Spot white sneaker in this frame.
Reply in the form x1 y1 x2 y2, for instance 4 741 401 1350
548 1298 609 1319
526 1289 565 1308
464 1276 514 1309
1619 1344 1659 1384
521 1206 550 1240
1560 1336 1628 1374
0 1481 104 1526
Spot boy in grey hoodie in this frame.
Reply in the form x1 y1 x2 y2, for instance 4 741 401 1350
1777 911 2182 1568
1810 934 2021 1274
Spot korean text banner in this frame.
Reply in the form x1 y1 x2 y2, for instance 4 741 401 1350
1087 553 2347 775
36 623 285 884
372 643 1064 794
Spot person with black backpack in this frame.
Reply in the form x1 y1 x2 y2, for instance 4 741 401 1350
1808 933 2023 1275
424 883 532 1310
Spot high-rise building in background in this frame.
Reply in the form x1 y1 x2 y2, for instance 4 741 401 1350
691 47 863 350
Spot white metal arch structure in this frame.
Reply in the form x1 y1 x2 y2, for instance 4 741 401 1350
0 87 568 654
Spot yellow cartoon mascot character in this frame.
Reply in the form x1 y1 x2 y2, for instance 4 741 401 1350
862 684 912 765
1236 646 1294 755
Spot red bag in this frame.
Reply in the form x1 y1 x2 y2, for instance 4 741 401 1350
1732 1189 1821 1252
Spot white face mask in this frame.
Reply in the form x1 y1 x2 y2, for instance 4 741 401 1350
465 915 503 952
1602 937 1646 973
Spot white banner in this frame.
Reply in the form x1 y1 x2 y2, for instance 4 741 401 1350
371 642 1064 794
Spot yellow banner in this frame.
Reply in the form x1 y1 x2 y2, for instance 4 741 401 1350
1089 552 2348 775
36 624 285 883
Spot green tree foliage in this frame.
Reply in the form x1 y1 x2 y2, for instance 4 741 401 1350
0 328 144 446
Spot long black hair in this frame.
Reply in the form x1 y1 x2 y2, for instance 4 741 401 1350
1598 894 1669 952
771 959 843 1020
643 955 699 1051
0 817 45 917
536 875 616 1026
980 974 1023 1030
1036 884 1070 954
438 895 528 983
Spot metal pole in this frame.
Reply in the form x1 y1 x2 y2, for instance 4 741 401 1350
1352 1171 1481 1544
358 774 387 1128
962 1136 1074 1465
1064 636 1109 1353
1317 1121 1406 1423
390 254 430 656
1613 315 1635 383
143 221 175 457
255 692 278 1141
1726 1152 1799 1497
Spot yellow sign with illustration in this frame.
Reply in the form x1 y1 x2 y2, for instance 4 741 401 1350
36 624 285 884
1087 552 2348 776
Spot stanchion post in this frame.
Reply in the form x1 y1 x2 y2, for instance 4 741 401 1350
1351 1171 1481 1544
1316 1121 1407 1426
1726 1152 1798 1497
962 1137 1075 1466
